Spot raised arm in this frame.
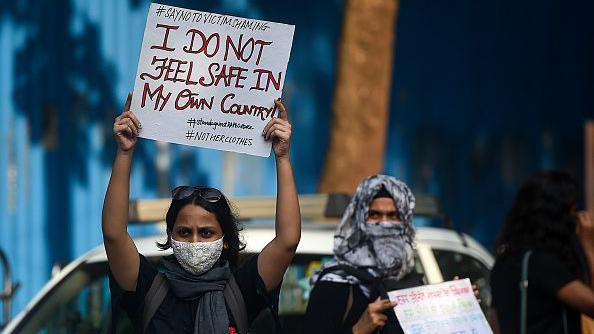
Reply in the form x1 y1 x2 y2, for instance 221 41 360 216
257 99 301 291
102 93 142 291
577 212 594 293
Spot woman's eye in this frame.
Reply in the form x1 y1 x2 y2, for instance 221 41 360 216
200 230 213 238
388 213 400 220
178 229 190 236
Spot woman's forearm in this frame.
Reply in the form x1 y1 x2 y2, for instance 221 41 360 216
274 156 301 250
103 100 141 291
102 149 134 241
577 212 594 290
583 240 594 290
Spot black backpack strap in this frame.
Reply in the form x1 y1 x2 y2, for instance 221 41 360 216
224 274 249 334
256 282 283 334
142 272 168 333
316 265 388 300
520 250 568 334
342 285 354 323
520 250 532 334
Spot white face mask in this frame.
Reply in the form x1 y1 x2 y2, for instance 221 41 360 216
170 237 224 275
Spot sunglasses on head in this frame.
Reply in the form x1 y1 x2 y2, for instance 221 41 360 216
171 186 223 203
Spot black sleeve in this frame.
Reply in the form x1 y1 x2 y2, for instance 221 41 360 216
234 254 282 324
108 254 158 322
489 259 510 310
304 281 353 334
489 262 500 309
530 251 580 298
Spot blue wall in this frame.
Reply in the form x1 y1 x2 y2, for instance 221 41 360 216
0 0 592 318
387 0 594 242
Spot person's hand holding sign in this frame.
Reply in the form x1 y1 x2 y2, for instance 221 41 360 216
353 297 398 334
113 93 142 153
454 276 482 304
263 99 291 159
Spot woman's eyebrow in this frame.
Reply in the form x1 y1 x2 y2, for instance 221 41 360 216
175 224 191 229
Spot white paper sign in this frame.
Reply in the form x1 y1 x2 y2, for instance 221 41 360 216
388 279 493 334
131 3 295 157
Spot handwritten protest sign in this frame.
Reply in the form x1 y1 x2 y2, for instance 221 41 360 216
388 279 493 334
131 3 294 157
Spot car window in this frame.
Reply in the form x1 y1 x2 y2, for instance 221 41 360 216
14 262 131 334
249 254 329 334
432 249 492 311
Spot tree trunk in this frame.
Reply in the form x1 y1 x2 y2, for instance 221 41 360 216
319 0 399 193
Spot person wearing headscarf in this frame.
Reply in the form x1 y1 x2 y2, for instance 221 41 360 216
304 174 424 334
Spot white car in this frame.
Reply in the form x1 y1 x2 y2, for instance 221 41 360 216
3 195 494 334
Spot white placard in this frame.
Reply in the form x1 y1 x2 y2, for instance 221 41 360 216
131 3 295 157
388 279 493 334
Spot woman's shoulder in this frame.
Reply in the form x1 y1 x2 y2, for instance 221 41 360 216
384 271 424 291
311 280 354 298
492 250 532 277
495 248 567 262
109 253 161 328
492 248 574 281
232 254 282 324
308 280 363 314
315 280 352 288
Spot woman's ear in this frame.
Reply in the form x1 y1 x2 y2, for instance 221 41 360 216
223 242 229 250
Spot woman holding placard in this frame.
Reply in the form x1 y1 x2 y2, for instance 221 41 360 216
305 175 482 334
102 93 300 333
304 175 423 334
490 171 594 334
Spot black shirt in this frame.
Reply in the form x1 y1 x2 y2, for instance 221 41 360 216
304 272 425 334
490 250 582 334
109 253 280 334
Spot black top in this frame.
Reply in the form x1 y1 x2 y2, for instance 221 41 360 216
109 253 280 334
304 272 425 334
490 250 583 334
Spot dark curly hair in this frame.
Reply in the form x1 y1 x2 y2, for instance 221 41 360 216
494 170 579 269
156 190 246 269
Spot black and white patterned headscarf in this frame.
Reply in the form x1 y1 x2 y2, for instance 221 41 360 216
312 175 416 296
